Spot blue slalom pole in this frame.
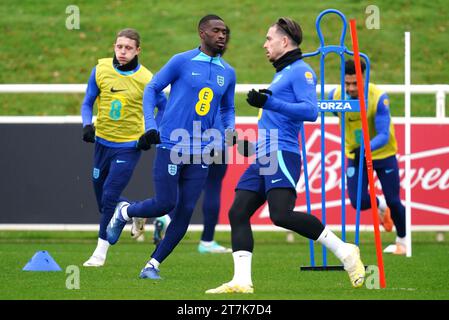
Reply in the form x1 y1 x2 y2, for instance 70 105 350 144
319 53 327 267
340 53 347 243
355 137 364 245
345 54 370 246
300 127 315 267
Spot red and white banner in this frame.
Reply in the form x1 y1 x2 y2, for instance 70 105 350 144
219 118 449 230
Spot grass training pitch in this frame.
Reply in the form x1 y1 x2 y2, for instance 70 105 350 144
1 230 448 300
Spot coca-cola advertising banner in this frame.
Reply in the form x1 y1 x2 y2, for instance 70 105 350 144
219 119 449 229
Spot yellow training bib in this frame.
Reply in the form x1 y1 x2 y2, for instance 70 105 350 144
333 83 398 160
94 58 153 143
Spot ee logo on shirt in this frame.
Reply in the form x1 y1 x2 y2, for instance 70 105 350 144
195 87 214 116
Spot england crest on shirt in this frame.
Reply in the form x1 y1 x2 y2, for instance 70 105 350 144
217 75 225 87
93 168 100 179
168 164 177 176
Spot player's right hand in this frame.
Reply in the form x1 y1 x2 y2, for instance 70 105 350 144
137 129 161 151
82 124 95 143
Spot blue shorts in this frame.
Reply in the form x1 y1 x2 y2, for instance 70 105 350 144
236 150 301 198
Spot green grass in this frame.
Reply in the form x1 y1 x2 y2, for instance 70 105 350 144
0 0 448 116
1 231 448 300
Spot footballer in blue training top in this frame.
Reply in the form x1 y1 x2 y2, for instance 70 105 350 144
207 17 366 294
106 15 236 280
150 26 234 255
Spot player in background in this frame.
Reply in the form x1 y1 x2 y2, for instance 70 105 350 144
329 59 406 255
106 15 236 279
80 28 167 267
207 17 366 294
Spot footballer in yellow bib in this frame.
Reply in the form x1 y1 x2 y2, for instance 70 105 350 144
80 28 167 267
329 59 406 255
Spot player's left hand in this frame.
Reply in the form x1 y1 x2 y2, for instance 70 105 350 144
82 124 95 143
246 89 272 108
137 129 161 151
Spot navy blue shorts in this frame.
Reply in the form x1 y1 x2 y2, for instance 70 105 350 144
236 150 301 198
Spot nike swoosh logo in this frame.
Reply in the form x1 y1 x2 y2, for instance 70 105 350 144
116 160 126 163
385 169 394 174
271 178 282 183
110 87 127 93
191 72 201 76
202 165 208 169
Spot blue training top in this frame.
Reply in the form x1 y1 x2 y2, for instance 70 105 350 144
257 59 318 157
142 47 236 154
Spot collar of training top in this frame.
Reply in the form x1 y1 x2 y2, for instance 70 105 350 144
192 47 225 69
272 48 303 72
113 54 139 72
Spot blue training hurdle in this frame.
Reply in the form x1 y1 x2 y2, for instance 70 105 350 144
299 9 370 270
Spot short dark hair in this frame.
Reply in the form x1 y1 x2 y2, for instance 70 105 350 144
274 17 302 46
116 28 140 48
198 14 223 30
345 59 366 75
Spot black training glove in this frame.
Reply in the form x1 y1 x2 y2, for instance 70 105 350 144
82 124 95 143
350 146 362 167
225 129 238 147
259 89 273 96
137 129 161 151
246 89 272 108
237 139 255 157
